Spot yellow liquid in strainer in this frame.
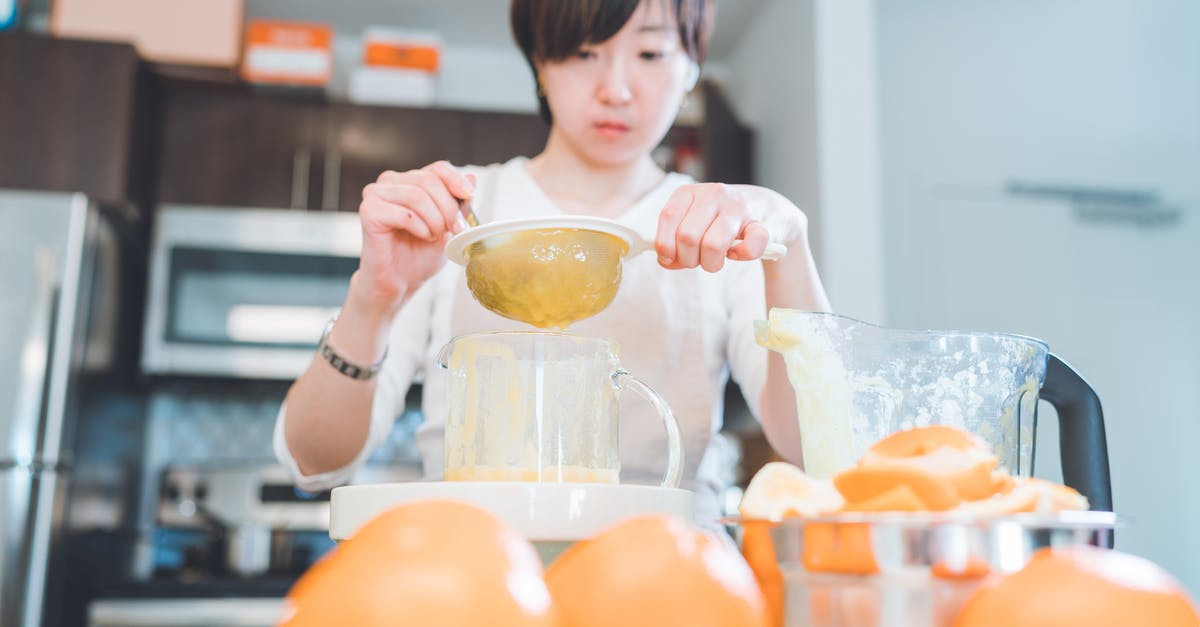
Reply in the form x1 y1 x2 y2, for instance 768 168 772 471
464 228 630 329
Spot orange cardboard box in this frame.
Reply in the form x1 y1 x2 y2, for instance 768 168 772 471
362 28 440 73
240 19 333 86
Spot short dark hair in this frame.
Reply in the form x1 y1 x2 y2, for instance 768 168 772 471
510 0 713 124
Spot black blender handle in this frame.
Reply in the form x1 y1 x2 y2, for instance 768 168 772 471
1041 353 1113 513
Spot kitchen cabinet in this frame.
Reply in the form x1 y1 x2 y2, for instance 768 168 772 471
156 82 321 209
461 110 550 169
155 79 750 213
324 102 468 212
0 33 157 214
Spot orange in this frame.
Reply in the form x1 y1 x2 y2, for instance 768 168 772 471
546 515 769 627
955 545 1199 626
834 465 961 511
868 424 987 457
860 426 1000 501
281 500 558 627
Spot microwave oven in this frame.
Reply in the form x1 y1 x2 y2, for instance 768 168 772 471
142 206 361 379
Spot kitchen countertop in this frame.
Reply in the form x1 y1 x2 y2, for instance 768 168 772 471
88 597 285 627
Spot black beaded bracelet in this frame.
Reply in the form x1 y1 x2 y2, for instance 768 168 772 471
318 315 386 381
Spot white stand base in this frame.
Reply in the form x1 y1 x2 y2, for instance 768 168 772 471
329 481 694 543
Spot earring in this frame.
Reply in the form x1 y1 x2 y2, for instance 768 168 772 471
537 74 546 97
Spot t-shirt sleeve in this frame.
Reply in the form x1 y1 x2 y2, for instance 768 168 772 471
725 260 768 421
273 277 436 492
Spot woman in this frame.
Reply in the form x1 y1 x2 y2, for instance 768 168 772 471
275 0 831 527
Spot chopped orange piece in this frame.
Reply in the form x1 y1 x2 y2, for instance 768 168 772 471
801 523 879 575
841 484 929 512
741 520 784 627
932 556 993 580
834 465 961 511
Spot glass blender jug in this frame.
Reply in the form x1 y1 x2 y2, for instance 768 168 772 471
756 310 1111 510
438 331 683 487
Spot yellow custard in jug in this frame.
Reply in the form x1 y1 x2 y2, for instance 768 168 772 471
444 465 619 484
442 333 621 485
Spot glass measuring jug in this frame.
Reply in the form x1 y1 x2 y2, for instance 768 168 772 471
755 310 1113 484
756 310 1048 479
438 331 683 487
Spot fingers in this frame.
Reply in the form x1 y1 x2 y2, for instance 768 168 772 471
656 183 779 272
426 160 475 200
359 193 432 241
697 213 742 272
655 187 693 266
362 161 479 242
360 182 446 241
728 221 770 261
673 196 721 270
411 168 461 235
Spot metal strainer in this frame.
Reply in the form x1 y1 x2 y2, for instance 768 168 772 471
444 216 786 328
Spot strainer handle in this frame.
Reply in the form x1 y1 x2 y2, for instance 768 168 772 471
612 370 683 488
761 242 788 261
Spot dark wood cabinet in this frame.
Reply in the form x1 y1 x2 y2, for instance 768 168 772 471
156 83 321 209
153 78 751 212
1 36 752 218
462 110 550 167
324 102 466 212
0 33 156 213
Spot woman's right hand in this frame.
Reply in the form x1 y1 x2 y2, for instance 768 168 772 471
353 161 475 314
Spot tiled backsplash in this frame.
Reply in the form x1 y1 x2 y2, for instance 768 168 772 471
144 381 423 467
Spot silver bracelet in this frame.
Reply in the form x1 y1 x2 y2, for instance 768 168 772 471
318 315 387 381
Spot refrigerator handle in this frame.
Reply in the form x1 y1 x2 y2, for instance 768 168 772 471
12 249 59 464
1042 353 1114 512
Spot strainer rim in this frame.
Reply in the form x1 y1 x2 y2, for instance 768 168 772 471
443 216 643 266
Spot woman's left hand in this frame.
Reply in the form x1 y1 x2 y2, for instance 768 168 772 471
655 183 808 272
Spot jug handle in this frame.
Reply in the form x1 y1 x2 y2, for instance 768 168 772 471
613 369 683 489
1042 353 1114 518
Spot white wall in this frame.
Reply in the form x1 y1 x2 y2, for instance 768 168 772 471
722 0 886 322
811 0 885 323
877 0 1200 592
723 0 822 261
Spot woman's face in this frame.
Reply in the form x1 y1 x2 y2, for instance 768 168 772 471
538 0 694 168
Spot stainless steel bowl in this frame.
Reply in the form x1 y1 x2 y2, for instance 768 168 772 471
731 511 1118 627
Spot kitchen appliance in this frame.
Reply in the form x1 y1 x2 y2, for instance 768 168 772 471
755 310 1111 509
142 205 361 380
331 330 695 563
747 309 1115 626
156 465 332 578
1 191 129 627
438 331 682 486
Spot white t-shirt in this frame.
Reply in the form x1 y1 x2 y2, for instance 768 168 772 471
274 157 769 526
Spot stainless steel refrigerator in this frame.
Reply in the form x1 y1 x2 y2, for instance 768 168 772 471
1 191 124 627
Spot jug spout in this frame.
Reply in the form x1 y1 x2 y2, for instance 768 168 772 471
755 310 859 479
